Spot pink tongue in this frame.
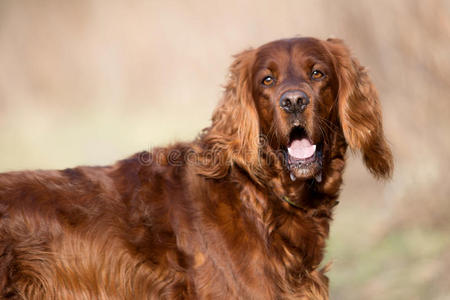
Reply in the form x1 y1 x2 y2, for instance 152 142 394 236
288 138 316 159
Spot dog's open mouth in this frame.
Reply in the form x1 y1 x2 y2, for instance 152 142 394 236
285 126 322 182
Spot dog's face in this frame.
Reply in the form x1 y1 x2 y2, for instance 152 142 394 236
207 37 392 185
223 37 392 183
251 38 339 181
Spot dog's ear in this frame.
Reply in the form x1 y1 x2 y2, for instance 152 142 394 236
214 48 259 158
200 49 262 181
326 38 393 178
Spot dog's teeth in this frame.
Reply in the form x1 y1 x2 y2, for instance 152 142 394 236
290 172 296 182
315 172 322 183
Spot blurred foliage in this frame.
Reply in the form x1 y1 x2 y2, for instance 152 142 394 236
0 0 449 298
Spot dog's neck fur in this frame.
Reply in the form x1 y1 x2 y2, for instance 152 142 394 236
226 166 334 298
225 136 347 296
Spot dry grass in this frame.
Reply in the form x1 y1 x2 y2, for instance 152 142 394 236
0 0 449 298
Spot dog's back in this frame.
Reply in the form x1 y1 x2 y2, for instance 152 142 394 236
0 153 194 299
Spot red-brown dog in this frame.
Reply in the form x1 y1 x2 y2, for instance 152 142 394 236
0 37 392 299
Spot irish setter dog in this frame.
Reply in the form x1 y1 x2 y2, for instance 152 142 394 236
0 37 392 299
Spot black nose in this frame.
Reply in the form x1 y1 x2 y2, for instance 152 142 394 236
279 90 310 113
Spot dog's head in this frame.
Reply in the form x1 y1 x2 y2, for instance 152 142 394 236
202 37 393 186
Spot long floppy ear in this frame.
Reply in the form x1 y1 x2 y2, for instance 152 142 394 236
198 49 262 181
326 38 393 178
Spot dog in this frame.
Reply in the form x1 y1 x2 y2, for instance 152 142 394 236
0 37 393 299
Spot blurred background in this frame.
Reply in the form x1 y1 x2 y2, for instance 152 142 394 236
0 0 449 298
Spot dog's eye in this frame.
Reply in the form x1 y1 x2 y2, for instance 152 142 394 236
311 70 325 80
262 76 275 86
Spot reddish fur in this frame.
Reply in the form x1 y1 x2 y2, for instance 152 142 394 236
0 37 392 299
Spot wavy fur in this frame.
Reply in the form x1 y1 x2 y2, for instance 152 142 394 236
0 37 392 299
